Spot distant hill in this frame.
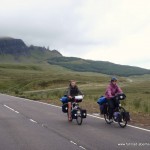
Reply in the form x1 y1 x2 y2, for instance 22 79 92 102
0 37 150 76
0 37 28 55
47 57 150 76
0 37 62 63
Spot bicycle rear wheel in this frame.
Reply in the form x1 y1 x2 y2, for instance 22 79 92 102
76 108 83 125
118 107 127 128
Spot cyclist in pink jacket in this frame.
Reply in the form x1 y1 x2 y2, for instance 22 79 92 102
105 77 123 121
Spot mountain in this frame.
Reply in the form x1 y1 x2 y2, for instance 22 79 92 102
47 57 150 76
0 37 62 63
0 37 28 55
0 37 150 76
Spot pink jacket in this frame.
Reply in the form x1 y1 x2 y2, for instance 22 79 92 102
105 83 122 99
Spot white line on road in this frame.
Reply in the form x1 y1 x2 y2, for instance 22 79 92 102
4 105 19 114
4 104 15 111
14 111 19 114
87 114 104 120
29 119 37 123
70 141 77 145
2 94 150 132
70 141 86 150
127 124 150 132
79 146 86 150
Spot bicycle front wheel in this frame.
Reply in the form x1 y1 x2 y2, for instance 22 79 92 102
104 113 113 124
118 107 127 128
104 105 113 124
76 108 83 125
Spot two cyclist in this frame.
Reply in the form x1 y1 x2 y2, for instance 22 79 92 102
67 80 83 121
105 77 123 121
65 77 123 122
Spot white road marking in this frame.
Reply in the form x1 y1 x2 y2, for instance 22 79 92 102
29 119 37 123
127 124 150 132
70 141 77 145
79 146 86 150
92 113 100 116
1 94 150 132
4 105 19 114
70 141 86 150
36 102 61 108
87 114 104 120
4 104 15 111
14 111 19 114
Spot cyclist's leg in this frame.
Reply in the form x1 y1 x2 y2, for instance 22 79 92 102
68 101 72 120
68 98 74 121
107 99 115 119
114 99 120 111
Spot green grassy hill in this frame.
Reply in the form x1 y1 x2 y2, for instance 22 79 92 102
47 57 150 76
0 63 109 93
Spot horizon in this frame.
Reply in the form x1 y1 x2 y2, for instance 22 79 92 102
0 0 150 69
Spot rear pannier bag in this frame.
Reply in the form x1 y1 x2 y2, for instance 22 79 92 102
99 104 107 114
62 103 68 113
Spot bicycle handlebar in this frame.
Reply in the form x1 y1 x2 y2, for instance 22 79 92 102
114 93 126 101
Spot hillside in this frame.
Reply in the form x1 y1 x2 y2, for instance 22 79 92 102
0 37 150 76
0 37 28 55
47 57 150 76
0 37 62 63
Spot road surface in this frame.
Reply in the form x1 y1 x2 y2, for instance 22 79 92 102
0 94 149 150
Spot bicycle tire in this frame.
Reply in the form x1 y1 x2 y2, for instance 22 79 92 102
118 107 127 128
104 113 113 124
104 105 113 124
76 108 83 125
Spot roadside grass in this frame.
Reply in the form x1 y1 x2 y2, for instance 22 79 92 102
0 63 149 121
123 81 150 114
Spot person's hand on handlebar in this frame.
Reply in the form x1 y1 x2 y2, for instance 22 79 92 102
68 96 72 99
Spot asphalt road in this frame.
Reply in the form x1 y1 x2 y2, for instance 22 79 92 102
0 94 149 150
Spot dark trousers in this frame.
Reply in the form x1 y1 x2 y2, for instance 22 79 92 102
107 98 119 119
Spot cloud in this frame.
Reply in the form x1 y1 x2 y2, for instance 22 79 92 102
0 0 150 69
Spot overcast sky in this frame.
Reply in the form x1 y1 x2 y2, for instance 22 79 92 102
0 0 150 69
